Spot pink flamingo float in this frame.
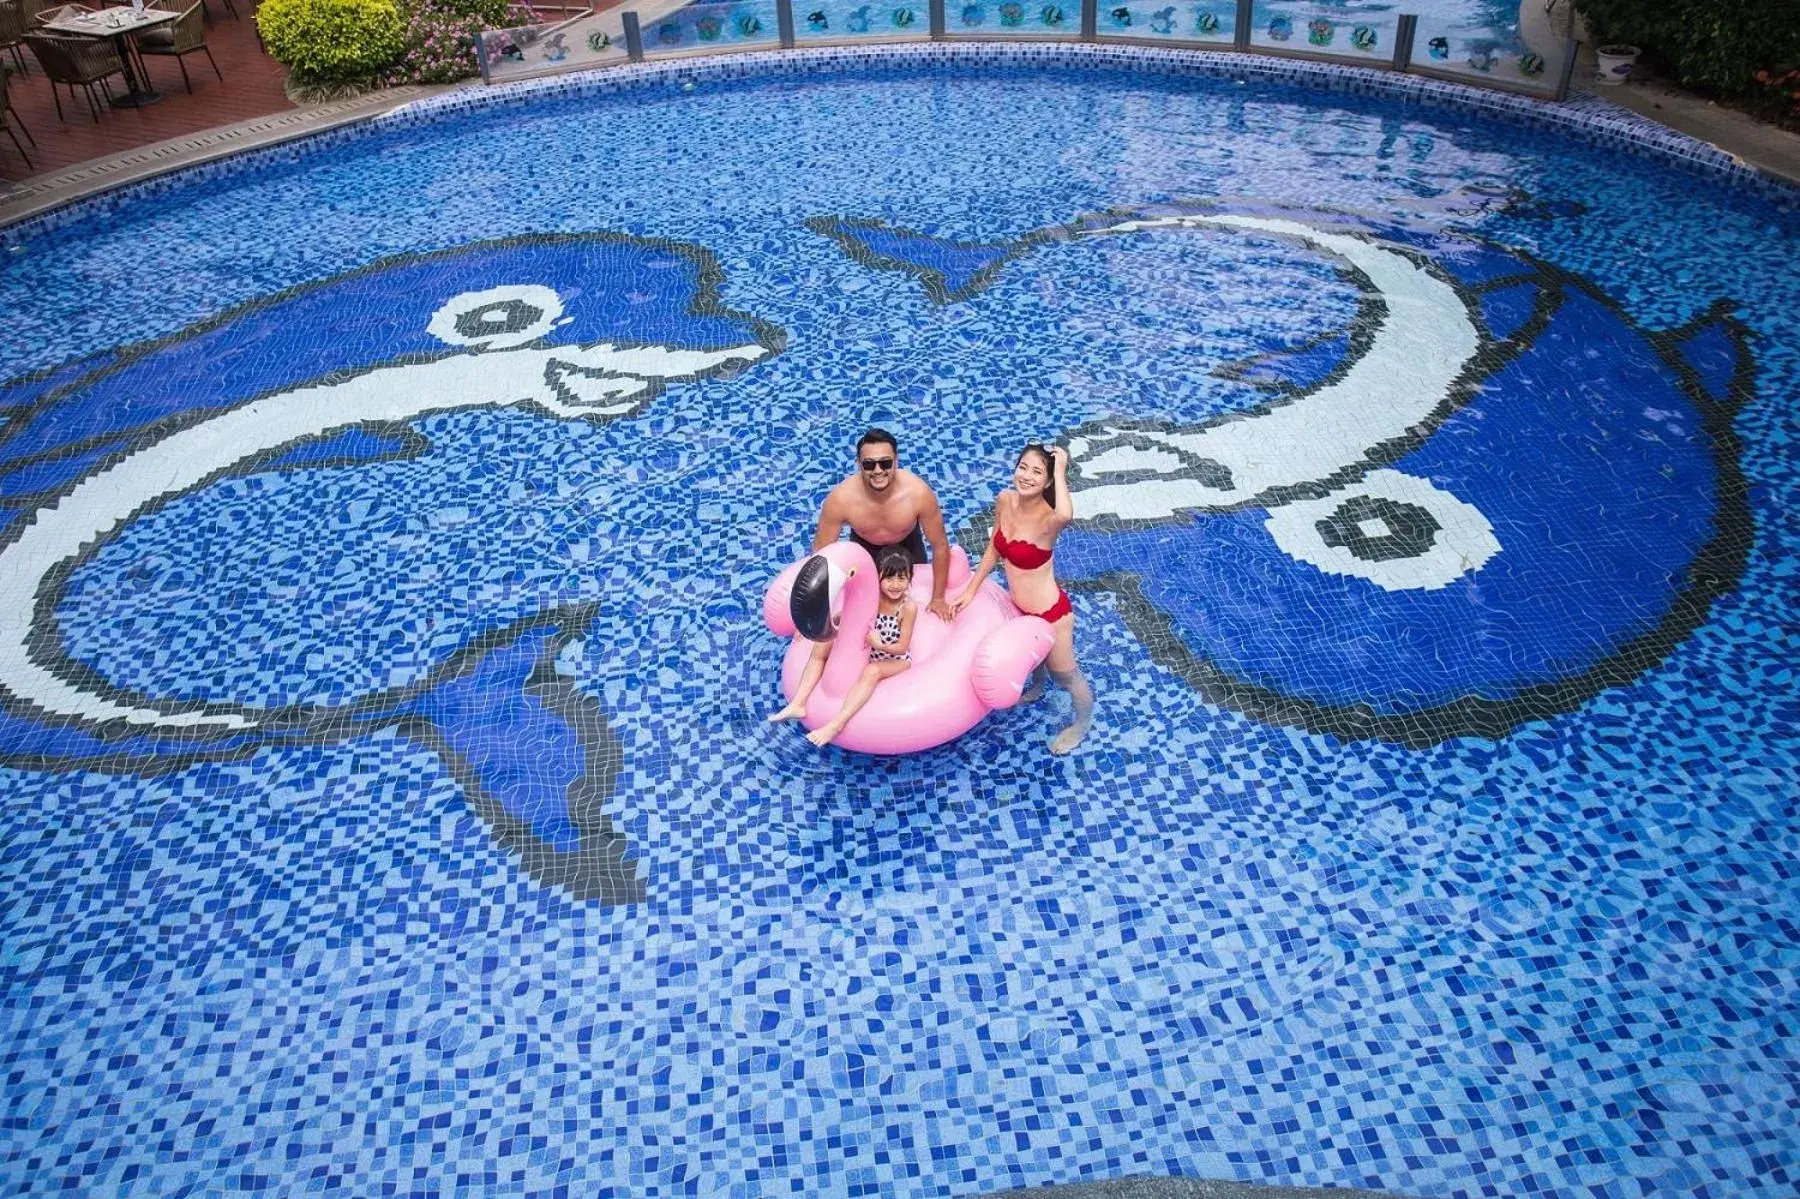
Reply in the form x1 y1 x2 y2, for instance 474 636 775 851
763 541 1057 754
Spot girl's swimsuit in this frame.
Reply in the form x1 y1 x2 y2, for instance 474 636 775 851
869 608 911 662
993 524 1073 623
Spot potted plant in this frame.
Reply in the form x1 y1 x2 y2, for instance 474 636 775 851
1594 42 1639 84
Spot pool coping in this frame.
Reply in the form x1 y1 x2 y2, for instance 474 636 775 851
0 84 449 232
1 40 1796 239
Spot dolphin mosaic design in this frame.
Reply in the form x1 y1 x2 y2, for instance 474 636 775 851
811 200 1753 744
0 232 785 901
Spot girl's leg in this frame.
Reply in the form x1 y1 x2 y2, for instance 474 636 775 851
807 660 910 746
770 638 832 721
1021 662 1049 703
1043 616 1092 755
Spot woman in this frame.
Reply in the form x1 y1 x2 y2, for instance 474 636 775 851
951 444 1093 754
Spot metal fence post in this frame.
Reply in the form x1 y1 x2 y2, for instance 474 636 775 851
622 10 644 60
929 0 945 39
778 0 796 47
1553 35 1579 100
1232 0 1250 50
474 29 492 81
1392 13 1415 70
1079 0 1095 40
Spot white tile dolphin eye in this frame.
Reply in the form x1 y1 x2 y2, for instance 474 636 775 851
1263 469 1500 591
427 284 564 349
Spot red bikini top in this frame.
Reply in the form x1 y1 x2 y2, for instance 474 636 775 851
992 524 1053 570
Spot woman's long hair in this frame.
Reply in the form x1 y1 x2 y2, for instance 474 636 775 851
1017 444 1056 510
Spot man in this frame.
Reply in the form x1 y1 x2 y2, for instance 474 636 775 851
769 428 954 725
816 428 955 621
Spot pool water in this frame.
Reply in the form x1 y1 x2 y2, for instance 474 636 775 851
2 57 1797 1196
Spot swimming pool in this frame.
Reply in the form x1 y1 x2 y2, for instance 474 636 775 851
2 45 1797 1196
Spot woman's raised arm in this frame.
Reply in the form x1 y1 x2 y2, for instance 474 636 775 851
1049 447 1074 527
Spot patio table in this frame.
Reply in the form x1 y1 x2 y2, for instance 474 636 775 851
41 5 178 108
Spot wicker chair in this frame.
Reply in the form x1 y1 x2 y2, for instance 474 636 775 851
1 1 28 73
2 66 36 168
136 0 215 91
32 3 93 23
21 30 122 120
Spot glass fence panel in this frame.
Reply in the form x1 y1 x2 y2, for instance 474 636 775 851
948 0 1079 36
480 9 628 81
1248 0 1394 60
483 0 1567 99
1410 1 1565 92
796 0 928 39
1092 1 1235 44
641 0 782 53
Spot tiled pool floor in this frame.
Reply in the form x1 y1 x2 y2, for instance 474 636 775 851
1 55 1797 1197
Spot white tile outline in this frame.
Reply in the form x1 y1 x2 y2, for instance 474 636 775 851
1061 212 1498 590
0 325 768 729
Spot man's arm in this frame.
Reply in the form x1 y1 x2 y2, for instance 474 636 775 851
918 488 954 622
812 484 846 552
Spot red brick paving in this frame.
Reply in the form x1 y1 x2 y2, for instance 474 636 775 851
3 0 293 180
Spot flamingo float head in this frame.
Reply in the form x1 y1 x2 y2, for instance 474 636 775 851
785 542 873 642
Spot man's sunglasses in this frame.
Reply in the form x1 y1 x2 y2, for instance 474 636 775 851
860 457 895 473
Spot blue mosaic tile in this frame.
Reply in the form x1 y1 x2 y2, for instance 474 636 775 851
1 40 1798 1199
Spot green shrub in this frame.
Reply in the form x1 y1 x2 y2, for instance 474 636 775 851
1753 67 1800 124
1576 0 1800 98
257 0 407 85
387 0 489 84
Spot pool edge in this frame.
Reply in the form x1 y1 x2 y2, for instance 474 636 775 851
2 41 1795 241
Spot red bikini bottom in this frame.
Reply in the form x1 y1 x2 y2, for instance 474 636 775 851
1020 588 1072 624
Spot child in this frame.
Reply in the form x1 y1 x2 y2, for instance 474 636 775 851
805 549 917 747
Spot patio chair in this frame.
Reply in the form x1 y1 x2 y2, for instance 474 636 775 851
21 30 121 120
32 3 93 23
172 0 235 25
136 0 216 91
1 1 29 73
2 66 35 167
